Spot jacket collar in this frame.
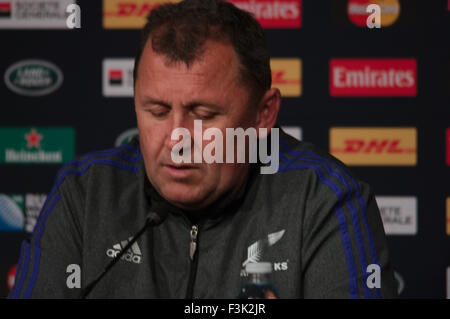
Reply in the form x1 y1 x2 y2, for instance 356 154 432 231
142 162 259 229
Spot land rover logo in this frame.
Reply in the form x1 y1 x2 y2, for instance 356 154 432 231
4 60 63 96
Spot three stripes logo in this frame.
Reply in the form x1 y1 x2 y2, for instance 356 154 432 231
106 238 143 264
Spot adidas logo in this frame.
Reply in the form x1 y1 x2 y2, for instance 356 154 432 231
106 238 143 264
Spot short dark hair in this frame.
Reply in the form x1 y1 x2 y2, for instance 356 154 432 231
133 0 272 103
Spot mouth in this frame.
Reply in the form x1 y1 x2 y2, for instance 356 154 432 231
165 163 198 169
163 163 199 178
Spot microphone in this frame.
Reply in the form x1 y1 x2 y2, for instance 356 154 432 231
81 206 168 298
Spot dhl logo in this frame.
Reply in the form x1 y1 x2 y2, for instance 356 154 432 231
338 139 415 154
104 3 156 17
330 128 417 166
103 0 180 29
270 58 302 97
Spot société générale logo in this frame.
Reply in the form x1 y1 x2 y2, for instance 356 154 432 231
376 196 417 235
0 0 77 29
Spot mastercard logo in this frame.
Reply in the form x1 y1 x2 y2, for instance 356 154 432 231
347 0 400 27
7 264 17 291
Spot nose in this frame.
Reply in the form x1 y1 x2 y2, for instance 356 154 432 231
165 111 194 153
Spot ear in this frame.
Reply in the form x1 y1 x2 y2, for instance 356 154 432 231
255 88 281 138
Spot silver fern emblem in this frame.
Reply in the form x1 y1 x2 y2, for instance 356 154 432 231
242 229 285 267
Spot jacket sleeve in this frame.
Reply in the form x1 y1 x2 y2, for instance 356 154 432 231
300 169 397 299
8 174 83 299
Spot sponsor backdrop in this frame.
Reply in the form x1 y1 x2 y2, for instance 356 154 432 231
0 0 449 299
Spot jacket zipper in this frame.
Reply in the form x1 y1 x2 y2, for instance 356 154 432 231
186 224 199 299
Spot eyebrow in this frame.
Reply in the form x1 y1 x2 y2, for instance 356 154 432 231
141 96 224 111
141 97 171 108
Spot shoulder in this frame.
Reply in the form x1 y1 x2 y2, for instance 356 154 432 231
274 128 371 199
53 137 143 193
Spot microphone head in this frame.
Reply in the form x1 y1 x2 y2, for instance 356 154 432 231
146 201 170 226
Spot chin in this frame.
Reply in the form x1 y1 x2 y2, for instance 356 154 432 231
159 184 209 209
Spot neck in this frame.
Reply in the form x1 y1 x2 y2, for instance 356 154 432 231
146 164 256 223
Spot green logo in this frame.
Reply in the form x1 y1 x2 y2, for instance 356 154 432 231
4 60 63 96
115 128 138 147
0 127 75 164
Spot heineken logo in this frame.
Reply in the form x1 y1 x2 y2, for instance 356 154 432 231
4 60 63 96
0 127 75 164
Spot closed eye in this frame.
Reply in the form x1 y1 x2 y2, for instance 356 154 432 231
149 110 169 118
191 106 219 120
192 111 217 120
146 105 170 118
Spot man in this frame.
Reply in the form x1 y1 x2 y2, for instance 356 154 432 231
9 0 397 298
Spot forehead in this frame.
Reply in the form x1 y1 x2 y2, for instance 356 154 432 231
136 39 245 96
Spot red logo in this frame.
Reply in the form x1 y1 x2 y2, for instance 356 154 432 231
109 69 123 85
347 0 401 27
446 128 450 166
104 3 159 17
0 2 11 18
229 0 302 28
25 128 43 149
7 264 17 291
330 58 417 97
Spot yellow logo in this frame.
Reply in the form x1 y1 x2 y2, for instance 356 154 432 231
103 0 180 29
447 198 450 235
377 0 401 27
329 127 417 166
270 58 302 97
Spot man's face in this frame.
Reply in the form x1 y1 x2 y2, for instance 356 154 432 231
134 39 258 211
